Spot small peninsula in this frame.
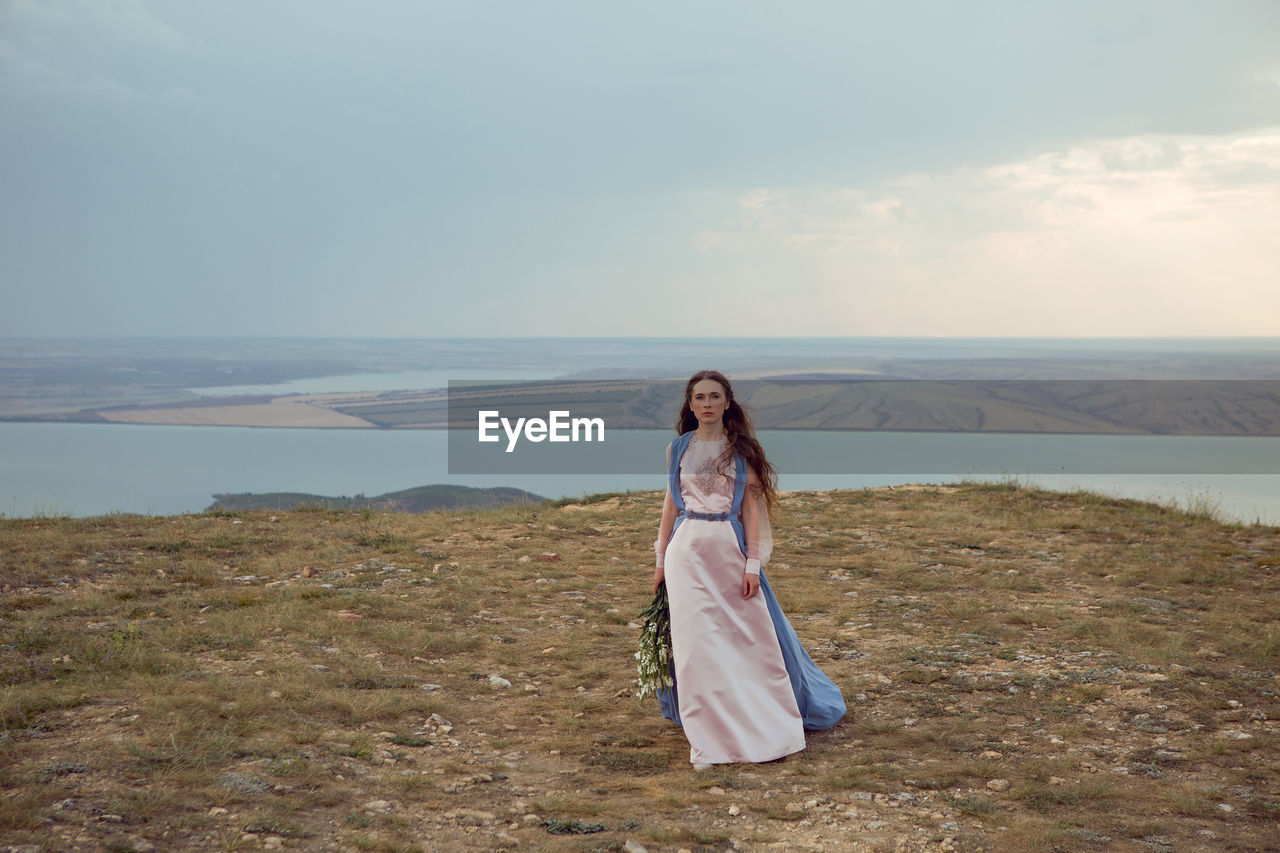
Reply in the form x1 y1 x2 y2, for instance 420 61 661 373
207 484 545 512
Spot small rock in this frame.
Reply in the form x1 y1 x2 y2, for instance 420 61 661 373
208 807 229 816
336 611 363 621
1049 776 1068 785
728 805 741 816
454 808 495 826
623 841 650 853
979 750 1002 760
941 821 960 832
488 675 512 688
538 552 559 562
707 786 727 796
1216 802 1233 813
785 802 804 813
363 799 392 812
986 778 1011 792
301 566 317 578
217 773 272 795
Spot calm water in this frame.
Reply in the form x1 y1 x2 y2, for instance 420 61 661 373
6 336 1279 521
3 422 1277 524
187 367 565 397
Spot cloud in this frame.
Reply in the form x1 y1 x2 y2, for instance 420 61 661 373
691 131 1280 336
9 0 188 51
2 0 190 101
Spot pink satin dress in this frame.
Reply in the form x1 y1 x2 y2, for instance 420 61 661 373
664 436 805 764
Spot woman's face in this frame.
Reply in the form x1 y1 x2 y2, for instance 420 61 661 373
689 378 729 427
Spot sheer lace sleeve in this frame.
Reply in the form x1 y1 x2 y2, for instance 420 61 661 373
749 488 773 566
742 468 773 572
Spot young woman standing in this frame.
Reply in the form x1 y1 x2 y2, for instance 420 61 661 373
653 370 845 767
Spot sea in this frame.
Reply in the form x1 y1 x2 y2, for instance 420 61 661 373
2 337 1278 523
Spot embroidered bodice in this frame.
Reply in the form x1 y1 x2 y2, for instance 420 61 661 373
678 436 733 515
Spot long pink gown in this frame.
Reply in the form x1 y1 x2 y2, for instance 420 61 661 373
664 436 806 764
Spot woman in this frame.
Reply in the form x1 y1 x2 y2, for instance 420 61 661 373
653 370 846 767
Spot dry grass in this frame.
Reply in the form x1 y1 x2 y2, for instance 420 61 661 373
1 483 1278 852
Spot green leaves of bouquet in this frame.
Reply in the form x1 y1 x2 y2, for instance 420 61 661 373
635 582 673 699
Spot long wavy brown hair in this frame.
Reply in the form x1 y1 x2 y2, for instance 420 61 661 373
676 370 778 511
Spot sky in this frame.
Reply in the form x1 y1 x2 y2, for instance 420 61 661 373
2 0 1279 338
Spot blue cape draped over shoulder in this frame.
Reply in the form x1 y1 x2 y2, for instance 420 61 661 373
657 431 846 732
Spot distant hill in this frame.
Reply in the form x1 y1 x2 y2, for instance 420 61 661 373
207 484 545 512
340 377 1280 435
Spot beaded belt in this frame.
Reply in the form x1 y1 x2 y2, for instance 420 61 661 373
682 510 730 521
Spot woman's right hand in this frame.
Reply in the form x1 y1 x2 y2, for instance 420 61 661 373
653 566 665 594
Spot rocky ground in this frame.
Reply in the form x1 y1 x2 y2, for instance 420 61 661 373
1 483 1277 852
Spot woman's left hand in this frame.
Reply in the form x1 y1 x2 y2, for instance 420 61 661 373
742 572 760 600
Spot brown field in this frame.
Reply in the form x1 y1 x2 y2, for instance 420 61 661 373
96 397 376 429
1 483 1277 852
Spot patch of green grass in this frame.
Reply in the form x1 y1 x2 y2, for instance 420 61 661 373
582 748 673 775
542 818 607 834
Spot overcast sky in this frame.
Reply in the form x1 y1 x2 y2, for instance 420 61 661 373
3 1 1279 338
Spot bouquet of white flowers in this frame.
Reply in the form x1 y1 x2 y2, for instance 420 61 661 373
634 582 674 699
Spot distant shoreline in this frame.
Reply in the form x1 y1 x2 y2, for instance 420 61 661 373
8 377 1280 436
4 339 1278 433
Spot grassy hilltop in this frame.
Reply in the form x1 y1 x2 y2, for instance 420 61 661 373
1 484 1278 852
